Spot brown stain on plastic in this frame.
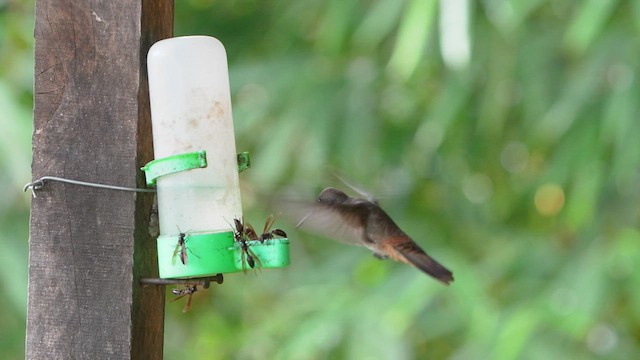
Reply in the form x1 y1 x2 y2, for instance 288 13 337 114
209 101 225 120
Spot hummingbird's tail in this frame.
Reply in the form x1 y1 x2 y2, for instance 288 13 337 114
385 238 454 285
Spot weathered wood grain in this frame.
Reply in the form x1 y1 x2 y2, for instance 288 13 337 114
28 0 173 359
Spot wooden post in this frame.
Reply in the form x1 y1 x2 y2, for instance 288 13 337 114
27 1 173 358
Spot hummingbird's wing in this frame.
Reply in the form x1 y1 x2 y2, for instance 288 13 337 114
381 236 454 285
286 200 369 246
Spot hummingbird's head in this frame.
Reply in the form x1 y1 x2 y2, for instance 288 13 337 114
317 187 349 205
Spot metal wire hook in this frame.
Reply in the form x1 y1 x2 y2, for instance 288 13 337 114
23 176 156 198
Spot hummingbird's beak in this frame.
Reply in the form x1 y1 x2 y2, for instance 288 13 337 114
296 211 314 228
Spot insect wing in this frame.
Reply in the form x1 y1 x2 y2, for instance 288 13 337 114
172 244 180 265
246 247 262 270
171 291 189 302
245 223 259 240
240 249 248 273
183 293 193 313
263 214 274 234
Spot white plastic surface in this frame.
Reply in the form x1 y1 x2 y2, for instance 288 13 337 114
147 36 242 236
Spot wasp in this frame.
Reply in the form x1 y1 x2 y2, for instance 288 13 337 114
232 218 262 273
258 213 287 243
170 284 198 313
172 227 199 266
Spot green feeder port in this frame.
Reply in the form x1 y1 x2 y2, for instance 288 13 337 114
158 231 237 279
231 238 291 272
158 231 290 278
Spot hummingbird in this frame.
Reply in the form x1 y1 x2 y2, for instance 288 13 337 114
296 187 454 285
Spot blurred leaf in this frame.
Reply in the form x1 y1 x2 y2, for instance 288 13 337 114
315 0 359 55
564 161 602 229
353 0 406 51
491 307 538 360
387 0 438 81
564 0 617 55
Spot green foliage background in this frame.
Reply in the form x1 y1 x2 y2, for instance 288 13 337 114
2 0 640 359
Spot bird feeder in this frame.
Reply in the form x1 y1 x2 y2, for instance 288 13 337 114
143 36 289 279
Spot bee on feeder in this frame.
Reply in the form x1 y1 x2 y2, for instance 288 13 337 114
172 228 199 266
171 284 198 313
232 218 262 273
258 213 287 243
239 237 262 272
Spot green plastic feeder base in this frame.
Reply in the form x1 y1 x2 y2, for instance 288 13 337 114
231 239 290 272
158 231 290 279
158 231 236 279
